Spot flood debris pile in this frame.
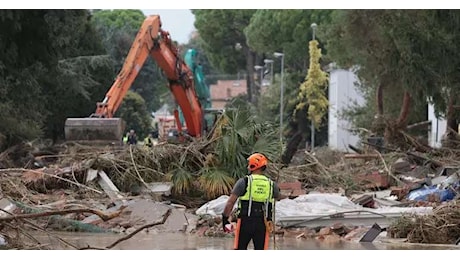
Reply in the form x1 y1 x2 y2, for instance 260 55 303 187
1 136 460 248
388 203 460 244
92 143 207 194
0 142 205 249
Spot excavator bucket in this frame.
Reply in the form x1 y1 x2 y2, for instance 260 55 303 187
64 118 126 145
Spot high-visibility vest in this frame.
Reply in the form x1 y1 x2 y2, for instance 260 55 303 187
238 174 273 218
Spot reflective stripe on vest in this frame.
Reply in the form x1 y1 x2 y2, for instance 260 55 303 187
238 174 273 217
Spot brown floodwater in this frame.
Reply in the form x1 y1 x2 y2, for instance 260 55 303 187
31 232 460 250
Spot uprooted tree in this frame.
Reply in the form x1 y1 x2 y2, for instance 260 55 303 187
323 10 460 148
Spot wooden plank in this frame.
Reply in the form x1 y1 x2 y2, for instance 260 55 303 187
97 170 124 203
344 154 380 159
86 169 98 183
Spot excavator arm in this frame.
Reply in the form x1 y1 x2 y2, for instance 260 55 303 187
65 15 203 143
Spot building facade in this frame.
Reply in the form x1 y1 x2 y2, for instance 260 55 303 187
209 79 247 109
328 69 365 152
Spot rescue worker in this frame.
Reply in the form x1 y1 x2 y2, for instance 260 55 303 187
222 153 280 250
144 132 154 148
122 132 129 145
127 129 137 145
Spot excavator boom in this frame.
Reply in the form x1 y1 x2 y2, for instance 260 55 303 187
65 15 203 144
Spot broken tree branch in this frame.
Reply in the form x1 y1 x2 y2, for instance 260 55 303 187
348 144 363 154
79 209 172 250
105 208 171 249
344 154 380 159
0 207 79 249
0 168 103 194
375 151 405 186
0 206 126 222
128 145 149 190
362 141 399 153
304 151 330 177
406 120 431 130
407 151 443 168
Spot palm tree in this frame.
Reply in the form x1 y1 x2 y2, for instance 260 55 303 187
198 102 281 198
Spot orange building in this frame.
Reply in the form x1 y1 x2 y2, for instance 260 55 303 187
209 79 247 109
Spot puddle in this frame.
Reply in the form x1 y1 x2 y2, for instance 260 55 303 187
31 232 460 250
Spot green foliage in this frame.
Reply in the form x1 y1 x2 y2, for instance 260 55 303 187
0 10 51 147
39 10 109 141
0 67 47 147
323 10 460 122
198 167 234 199
91 9 145 31
0 10 109 147
42 55 114 141
213 104 280 178
256 77 282 124
296 40 329 129
243 10 333 152
167 165 194 195
340 82 428 138
193 9 255 74
245 10 333 71
116 91 153 138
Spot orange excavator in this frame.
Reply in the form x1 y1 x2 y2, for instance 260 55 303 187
64 15 206 144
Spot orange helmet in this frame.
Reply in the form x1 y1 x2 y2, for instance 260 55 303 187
247 153 268 171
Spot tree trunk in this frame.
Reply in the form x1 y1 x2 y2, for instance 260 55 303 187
396 91 411 128
281 131 303 165
446 93 456 130
244 48 256 103
384 91 411 148
376 83 384 115
443 92 460 148
371 83 385 136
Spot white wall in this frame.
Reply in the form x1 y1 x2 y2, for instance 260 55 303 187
328 69 365 152
427 103 446 148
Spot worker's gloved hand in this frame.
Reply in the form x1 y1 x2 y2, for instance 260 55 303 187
265 220 274 233
222 213 230 232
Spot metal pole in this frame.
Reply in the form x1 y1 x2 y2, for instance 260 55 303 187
310 23 317 150
270 62 274 84
280 55 284 143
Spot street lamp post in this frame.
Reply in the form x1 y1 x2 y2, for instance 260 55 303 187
264 59 274 84
310 23 317 150
311 23 317 40
274 52 284 143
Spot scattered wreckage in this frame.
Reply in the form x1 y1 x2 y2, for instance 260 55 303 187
1 141 460 249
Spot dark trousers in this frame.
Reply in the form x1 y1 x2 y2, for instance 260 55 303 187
236 217 266 250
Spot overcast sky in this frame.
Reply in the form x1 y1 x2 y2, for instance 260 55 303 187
142 9 196 44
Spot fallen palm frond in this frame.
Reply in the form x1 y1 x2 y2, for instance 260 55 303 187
198 167 235 199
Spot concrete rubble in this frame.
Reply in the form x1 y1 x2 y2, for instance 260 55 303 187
0 198 16 218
